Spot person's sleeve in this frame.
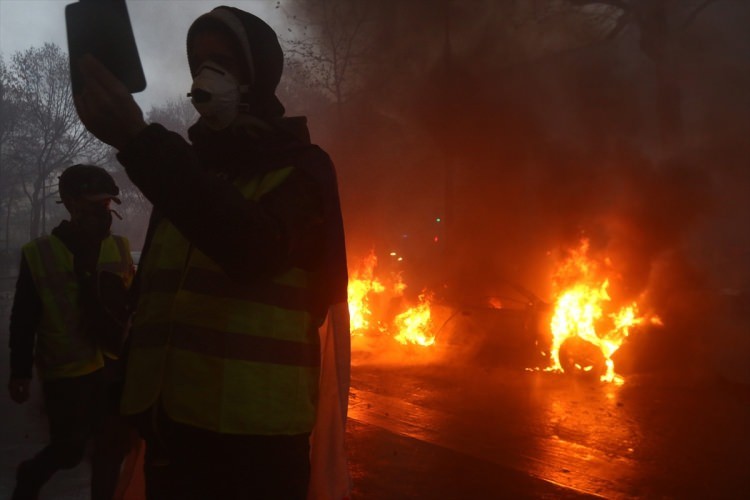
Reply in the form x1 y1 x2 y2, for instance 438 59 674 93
116 124 324 280
8 255 41 379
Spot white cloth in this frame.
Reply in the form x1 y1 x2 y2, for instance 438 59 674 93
308 302 352 500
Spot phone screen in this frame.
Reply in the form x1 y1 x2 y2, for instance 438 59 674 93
65 0 146 94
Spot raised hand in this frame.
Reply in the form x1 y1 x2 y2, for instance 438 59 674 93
73 54 148 151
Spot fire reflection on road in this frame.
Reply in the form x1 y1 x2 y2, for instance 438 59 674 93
524 377 641 496
349 365 750 498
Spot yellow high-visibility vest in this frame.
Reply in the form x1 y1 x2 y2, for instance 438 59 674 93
22 234 134 380
122 166 322 435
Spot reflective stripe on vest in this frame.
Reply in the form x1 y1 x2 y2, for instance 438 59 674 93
123 166 322 435
23 234 133 380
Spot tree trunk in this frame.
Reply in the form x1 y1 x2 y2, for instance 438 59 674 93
29 197 41 241
3 195 11 254
634 0 684 152
655 64 683 150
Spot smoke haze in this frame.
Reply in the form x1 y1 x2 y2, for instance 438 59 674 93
1 0 747 380
280 0 750 380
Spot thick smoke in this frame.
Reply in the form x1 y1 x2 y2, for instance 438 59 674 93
280 0 750 380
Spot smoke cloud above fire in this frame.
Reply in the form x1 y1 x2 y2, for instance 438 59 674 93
281 0 750 380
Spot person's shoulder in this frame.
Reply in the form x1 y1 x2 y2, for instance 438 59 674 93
300 143 331 162
109 234 133 252
20 235 64 266
289 144 334 174
22 234 54 251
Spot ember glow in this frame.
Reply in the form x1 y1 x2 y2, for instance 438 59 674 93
545 239 661 385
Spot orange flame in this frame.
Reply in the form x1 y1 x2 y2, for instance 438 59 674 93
488 297 503 309
347 251 386 334
347 251 437 350
546 239 660 384
394 293 436 346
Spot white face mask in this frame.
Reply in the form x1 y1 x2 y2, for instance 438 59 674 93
189 62 242 130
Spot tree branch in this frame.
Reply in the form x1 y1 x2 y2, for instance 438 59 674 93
569 0 631 11
681 0 720 29
606 10 634 39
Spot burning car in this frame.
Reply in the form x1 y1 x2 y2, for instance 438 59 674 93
347 237 662 386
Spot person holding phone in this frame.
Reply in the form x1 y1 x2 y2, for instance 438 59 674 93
74 6 350 499
8 165 135 500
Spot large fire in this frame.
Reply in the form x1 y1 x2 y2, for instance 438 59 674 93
348 240 659 378
545 239 661 384
347 251 435 347
347 251 387 334
394 293 436 347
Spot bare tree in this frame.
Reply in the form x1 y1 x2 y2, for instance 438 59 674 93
280 0 377 114
0 58 17 169
3 44 109 240
569 0 722 147
0 57 21 253
146 96 198 139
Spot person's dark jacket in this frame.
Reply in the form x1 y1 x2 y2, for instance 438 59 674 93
118 117 348 319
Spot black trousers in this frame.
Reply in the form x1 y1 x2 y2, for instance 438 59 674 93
12 368 131 500
136 407 311 500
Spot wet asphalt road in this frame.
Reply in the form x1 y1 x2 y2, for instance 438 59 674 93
348 360 750 499
2 295 750 499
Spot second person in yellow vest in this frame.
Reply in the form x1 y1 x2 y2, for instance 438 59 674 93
8 164 136 500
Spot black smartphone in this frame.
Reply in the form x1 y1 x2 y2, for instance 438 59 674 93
65 0 146 94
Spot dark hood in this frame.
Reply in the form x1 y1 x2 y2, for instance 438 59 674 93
187 6 285 120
